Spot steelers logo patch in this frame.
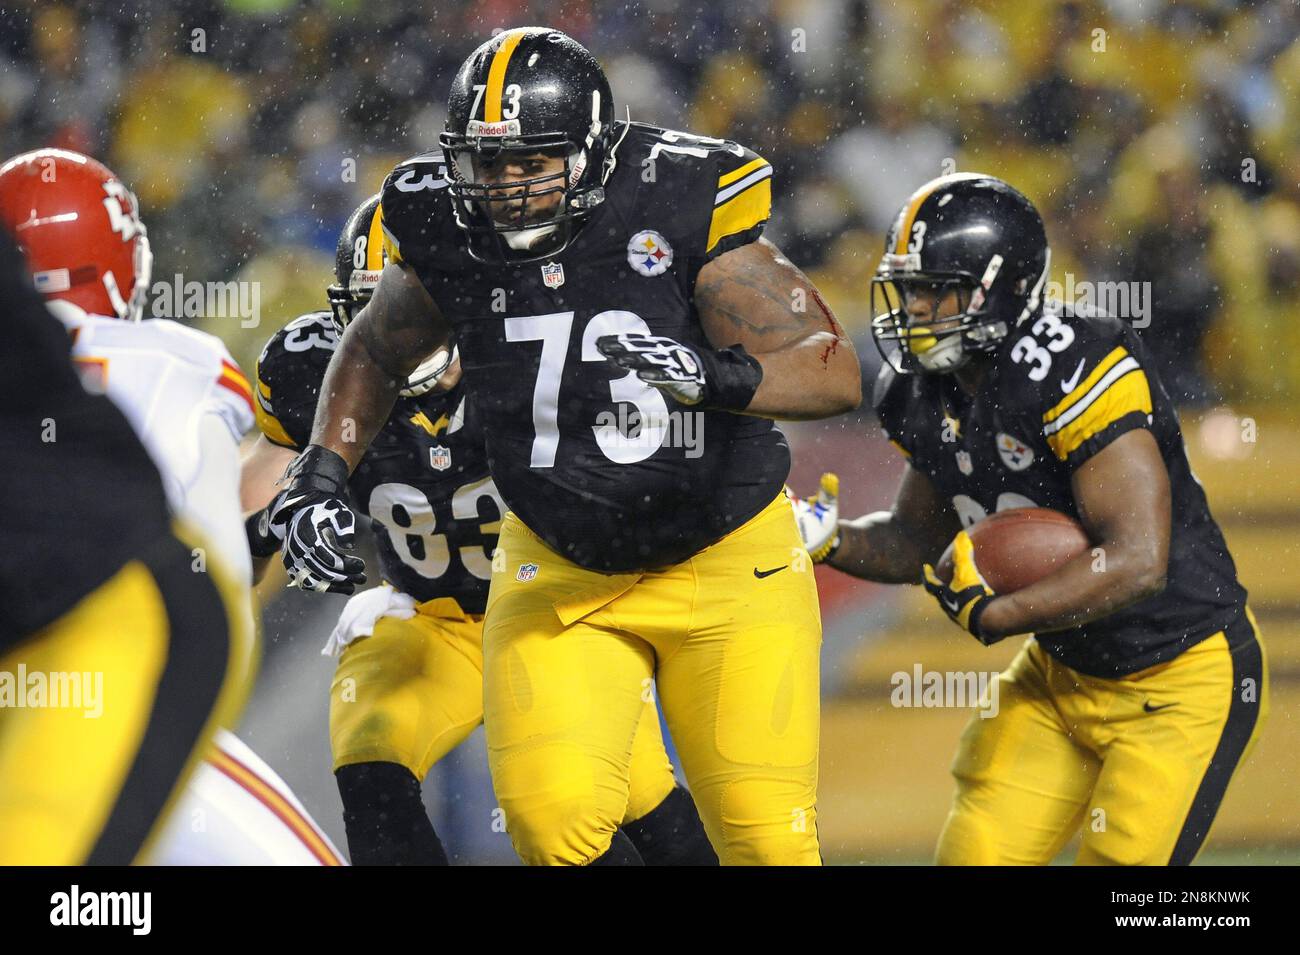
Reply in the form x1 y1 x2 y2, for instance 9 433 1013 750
627 230 673 276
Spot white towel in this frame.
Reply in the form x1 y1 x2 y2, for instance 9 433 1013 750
321 584 418 657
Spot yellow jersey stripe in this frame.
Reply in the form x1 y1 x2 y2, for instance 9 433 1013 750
366 203 386 271
380 220 404 264
718 156 768 189
484 30 526 123
410 410 450 437
1042 346 1130 425
889 439 912 460
707 177 772 253
1045 367 1152 460
252 374 297 448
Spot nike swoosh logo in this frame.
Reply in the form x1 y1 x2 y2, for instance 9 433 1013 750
1060 358 1087 393
943 595 961 613
1143 701 1177 713
753 565 788 579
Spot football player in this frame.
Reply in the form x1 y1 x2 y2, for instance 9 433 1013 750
241 193 717 865
0 160 251 864
263 28 862 865
0 148 340 866
795 173 1267 865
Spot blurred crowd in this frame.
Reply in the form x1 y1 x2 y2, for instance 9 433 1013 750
4 0 1300 405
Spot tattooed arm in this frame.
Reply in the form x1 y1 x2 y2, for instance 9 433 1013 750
309 262 450 470
694 238 861 420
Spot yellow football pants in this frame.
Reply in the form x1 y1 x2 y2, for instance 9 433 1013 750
937 609 1268 865
483 493 823 866
328 596 677 825
0 531 253 865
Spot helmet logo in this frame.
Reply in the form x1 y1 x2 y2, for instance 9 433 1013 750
465 119 522 138
101 179 143 242
627 230 673 277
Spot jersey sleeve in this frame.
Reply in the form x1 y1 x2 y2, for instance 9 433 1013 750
252 314 337 449
1033 319 1154 469
211 353 256 441
378 152 452 272
702 141 774 263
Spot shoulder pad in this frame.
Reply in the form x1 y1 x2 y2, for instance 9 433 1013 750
253 312 337 448
1004 301 1154 466
379 152 456 268
621 124 773 262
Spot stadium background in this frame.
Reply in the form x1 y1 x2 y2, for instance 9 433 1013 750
4 0 1298 863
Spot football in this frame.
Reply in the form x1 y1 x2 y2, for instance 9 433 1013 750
936 507 1090 593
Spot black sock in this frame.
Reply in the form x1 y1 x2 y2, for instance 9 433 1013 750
621 785 719 866
335 761 449 866
588 829 645 865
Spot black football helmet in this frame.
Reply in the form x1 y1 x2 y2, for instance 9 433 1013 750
438 27 622 263
870 173 1050 374
327 193 454 397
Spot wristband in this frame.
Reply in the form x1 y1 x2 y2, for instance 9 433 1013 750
284 444 350 497
699 344 763 411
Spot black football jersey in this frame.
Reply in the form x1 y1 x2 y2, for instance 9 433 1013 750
254 312 503 613
875 301 1247 678
377 123 790 572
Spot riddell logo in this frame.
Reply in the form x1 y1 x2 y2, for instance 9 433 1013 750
466 120 521 138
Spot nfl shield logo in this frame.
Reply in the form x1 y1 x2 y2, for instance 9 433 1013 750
516 562 539 582
429 445 452 471
541 261 565 288
955 450 973 476
996 432 1034 471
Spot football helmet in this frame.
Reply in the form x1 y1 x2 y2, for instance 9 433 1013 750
870 173 1049 374
326 192 454 397
439 27 623 263
0 148 153 322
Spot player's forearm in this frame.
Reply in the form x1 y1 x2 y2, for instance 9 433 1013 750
695 238 861 420
743 333 862 420
978 540 1167 640
827 512 929 583
307 320 403 470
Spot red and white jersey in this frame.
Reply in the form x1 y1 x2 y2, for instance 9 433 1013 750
152 730 345 866
56 307 255 586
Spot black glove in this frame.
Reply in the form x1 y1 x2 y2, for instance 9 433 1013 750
595 333 763 410
266 445 367 595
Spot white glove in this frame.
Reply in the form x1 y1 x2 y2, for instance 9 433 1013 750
596 332 707 404
789 472 840 563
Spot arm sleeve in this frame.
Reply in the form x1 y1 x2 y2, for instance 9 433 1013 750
1039 340 1154 469
703 143 774 263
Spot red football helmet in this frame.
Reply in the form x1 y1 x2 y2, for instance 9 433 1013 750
0 148 152 321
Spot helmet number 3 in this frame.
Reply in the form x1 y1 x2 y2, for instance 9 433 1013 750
1010 312 1075 381
908 220 926 253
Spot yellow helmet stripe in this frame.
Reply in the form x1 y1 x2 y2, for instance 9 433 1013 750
367 203 386 271
484 29 527 123
893 172 986 254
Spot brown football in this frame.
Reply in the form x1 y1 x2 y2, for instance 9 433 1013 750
936 508 1090 593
